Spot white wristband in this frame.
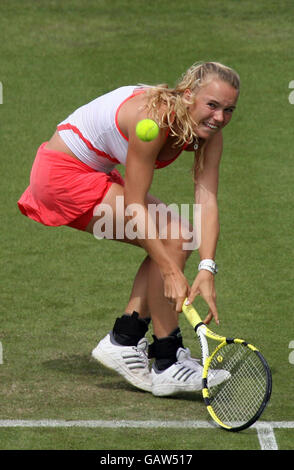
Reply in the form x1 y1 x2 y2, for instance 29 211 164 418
198 259 218 275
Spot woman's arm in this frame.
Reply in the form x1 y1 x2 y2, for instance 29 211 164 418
187 131 223 324
124 113 190 312
196 131 222 259
124 116 169 267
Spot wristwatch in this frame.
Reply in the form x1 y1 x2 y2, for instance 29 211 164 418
198 259 218 275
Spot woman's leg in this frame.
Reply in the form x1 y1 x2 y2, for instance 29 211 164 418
87 183 201 395
124 255 151 317
85 184 192 337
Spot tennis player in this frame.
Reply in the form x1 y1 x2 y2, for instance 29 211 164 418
18 62 239 396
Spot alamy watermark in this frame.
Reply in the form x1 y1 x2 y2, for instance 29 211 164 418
92 196 201 251
287 81 293 363
289 80 294 104
0 342 3 364
0 82 2 104
289 340 294 365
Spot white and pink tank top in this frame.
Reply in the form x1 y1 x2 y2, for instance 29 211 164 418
57 86 185 173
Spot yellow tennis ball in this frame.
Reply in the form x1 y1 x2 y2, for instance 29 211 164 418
217 355 223 363
136 119 159 142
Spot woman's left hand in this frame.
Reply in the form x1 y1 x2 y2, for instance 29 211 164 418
186 270 219 325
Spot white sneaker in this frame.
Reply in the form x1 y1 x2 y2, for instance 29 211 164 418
151 347 203 397
91 332 152 392
207 368 231 387
183 347 231 387
181 347 202 369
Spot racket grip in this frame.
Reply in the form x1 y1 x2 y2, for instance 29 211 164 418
182 300 203 329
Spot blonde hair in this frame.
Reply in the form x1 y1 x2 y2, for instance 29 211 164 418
144 61 240 171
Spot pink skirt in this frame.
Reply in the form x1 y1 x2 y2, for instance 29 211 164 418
18 142 124 231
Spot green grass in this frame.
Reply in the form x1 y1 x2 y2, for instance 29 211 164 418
0 427 260 450
1 0 294 450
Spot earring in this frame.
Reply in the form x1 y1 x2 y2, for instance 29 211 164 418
194 137 199 150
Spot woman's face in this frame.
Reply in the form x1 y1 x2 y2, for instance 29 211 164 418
187 78 239 139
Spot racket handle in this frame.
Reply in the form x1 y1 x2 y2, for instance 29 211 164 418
182 300 203 329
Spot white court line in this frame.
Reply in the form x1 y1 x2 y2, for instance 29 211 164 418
254 423 279 450
254 421 294 450
1 420 293 450
0 419 215 429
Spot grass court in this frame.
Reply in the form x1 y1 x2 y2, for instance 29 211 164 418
1 0 294 451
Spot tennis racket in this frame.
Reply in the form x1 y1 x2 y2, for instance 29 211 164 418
182 300 272 432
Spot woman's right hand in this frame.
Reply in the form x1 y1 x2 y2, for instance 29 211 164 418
161 264 190 313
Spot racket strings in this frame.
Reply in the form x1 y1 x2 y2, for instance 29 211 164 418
208 344 268 426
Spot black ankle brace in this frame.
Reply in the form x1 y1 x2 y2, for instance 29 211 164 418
148 328 184 370
112 311 150 346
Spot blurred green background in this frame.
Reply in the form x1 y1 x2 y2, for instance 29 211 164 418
1 0 294 450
